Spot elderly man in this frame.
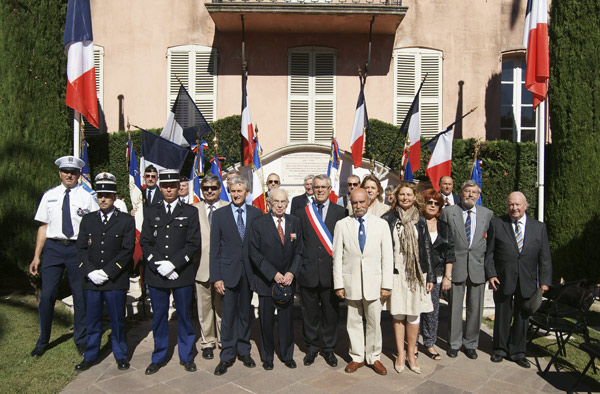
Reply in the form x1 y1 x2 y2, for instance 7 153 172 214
296 174 348 367
29 156 98 358
266 173 281 194
194 174 229 360
339 174 361 212
485 192 552 368
75 174 135 371
290 174 314 216
140 169 201 375
249 188 303 370
210 176 262 376
333 188 393 375
441 180 493 359
143 165 163 207
439 176 458 207
178 175 191 204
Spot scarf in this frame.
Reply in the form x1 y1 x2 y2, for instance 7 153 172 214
396 205 424 290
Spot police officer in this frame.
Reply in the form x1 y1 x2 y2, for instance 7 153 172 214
140 169 201 375
29 156 99 357
75 174 136 372
95 172 127 212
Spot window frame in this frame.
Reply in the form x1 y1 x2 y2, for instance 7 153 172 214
500 55 537 142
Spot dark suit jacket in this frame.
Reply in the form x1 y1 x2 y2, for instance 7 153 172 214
210 204 262 288
77 210 136 291
140 200 201 288
296 202 348 288
485 214 552 298
431 219 456 276
290 193 312 217
144 186 163 207
249 213 303 296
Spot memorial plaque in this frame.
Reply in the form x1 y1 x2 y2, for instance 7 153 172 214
280 152 329 185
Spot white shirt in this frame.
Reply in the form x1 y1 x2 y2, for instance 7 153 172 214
354 212 369 234
461 205 477 247
314 199 331 220
272 214 285 235
162 200 177 214
441 192 455 206
35 184 99 240
100 208 115 223
205 201 220 220
114 198 127 213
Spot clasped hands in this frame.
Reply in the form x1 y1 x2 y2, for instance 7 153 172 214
335 288 391 301
88 269 109 285
274 272 294 287
488 277 549 293
155 260 179 280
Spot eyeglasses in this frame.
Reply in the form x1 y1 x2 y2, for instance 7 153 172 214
145 174 157 179
313 185 331 190
267 180 280 185
202 185 219 192
347 182 359 187
426 200 441 207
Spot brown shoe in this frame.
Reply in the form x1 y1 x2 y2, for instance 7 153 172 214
370 360 387 375
344 361 365 373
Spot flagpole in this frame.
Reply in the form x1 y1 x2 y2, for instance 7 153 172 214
537 100 546 222
74 111 81 158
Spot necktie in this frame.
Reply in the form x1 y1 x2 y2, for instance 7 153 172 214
277 218 285 245
62 189 74 238
237 208 245 239
317 204 324 218
167 203 172 216
445 197 449 206
147 189 152 205
358 217 366 253
102 213 108 225
208 205 214 225
465 210 472 244
514 221 524 252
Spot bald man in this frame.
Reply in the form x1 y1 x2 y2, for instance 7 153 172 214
485 192 552 369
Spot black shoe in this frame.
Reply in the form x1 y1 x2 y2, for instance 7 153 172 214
284 359 297 369
116 359 130 370
76 343 87 356
180 361 197 372
31 347 46 358
490 354 503 363
202 347 215 360
322 351 338 367
145 362 166 375
303 352 317 366
262 360 274 370
464 349 478 359
237 354 256 368
515 358 531 369
214 361 232 376
75 360 97 372
446 348 459 358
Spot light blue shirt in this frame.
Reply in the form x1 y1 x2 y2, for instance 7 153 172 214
231 203 247 225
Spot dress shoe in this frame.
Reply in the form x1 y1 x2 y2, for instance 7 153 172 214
180 361 197 372
145 362 166 375
237 354 256 368
446 348 459 358
214 361 233 376
75 360 97 372
284 359 297 369
490 354 504 363
464 349 478 359
394 362 404 373
262 360 274 370
407 361 421 374
202 347 214 360
76 343 87 356
344 361 364 373
303 352 317 366
370 360 387 375
31 347 46 358
116 359 130 370
322 351 338 367
515 358 531 369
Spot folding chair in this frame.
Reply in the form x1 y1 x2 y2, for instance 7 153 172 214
570 341 599 391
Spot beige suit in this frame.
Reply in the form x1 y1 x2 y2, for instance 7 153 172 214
194 199 228 349
333 214 393 364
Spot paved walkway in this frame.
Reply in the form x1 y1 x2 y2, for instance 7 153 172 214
62 301 599 393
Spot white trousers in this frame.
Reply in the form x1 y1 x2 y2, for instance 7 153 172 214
346 298 382 364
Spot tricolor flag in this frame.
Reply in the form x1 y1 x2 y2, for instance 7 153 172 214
400 84 424 172
251 140 266 213
127 140 144 266
80 140 96 198
350 81 367 168
327 139 342 203
140 129 189 176
63 0 99 129
189 141 208 204
160 85 213 147
471 159 483 206
210 158 229 202
425 126 454 191
241 71 255 166
523 0 549 110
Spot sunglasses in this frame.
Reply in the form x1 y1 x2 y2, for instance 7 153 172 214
426 200 441 207
202 185 219 192
347 182 359 187
267 180 280 184
145 174 157 179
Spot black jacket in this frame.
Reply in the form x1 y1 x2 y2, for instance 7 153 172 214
381 210 435 284
430 219 456 277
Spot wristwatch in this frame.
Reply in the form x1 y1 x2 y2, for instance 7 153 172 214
444 274 452 281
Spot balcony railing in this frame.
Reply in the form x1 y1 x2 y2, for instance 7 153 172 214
211 0 402 6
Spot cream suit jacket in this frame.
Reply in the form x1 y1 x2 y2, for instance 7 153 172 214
193 199 229 282
332 215 393 301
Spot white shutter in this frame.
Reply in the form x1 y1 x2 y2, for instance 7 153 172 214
289 53 310 143
314 53 335 142
93 45 104 108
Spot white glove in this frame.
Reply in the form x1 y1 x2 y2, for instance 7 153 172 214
167 271 179 280
156 260 176 277
88 269 109 285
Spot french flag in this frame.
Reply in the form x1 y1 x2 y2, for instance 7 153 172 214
405 93 421 172
523 0 549 110
350 81 366 169
190 141 208 204
210 158 230 202
63 0 99 129
127 140 144 266
425 126 454 191
251 141 266 213
327 139 341 203
241 71 255 166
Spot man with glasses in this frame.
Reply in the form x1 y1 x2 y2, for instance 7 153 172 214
143 165 163 207
339 174 361 213
266 173 280 196
290 174 314 216
193 174 229 360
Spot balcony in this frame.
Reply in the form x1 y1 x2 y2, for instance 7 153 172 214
205 0 407 34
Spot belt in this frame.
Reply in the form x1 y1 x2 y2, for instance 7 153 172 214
48 238 76 245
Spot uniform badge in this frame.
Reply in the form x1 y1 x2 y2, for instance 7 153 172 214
77 208 88 217
290 233 297 240
88 234 92 246
153 230 158 238
155 217 160 221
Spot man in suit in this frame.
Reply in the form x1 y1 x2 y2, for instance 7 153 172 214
143 165 163 207
210 176 262 376
249 188 303 370
441 179 493 359
296 174 348 367
75 174 135 372
140 169 201 375
338 174 360 212
290 175 314 216
333 188 393 375
193 174 228 360
440 176 459 207
485 192 552 368
178 175 191 204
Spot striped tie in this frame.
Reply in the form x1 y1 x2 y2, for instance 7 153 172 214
514 221 523 252
465 210 472 244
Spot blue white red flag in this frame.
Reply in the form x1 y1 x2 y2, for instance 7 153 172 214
471 159 483 206
305 204 333 256
251 140 266 213
80 140 96 199
127 139 144 265
350 81 366 168
189 141 208 204
210 158 230 202
140 129 189 177
241 71 255 166
523 0 549 110
327 139 342 203
425 125 454 191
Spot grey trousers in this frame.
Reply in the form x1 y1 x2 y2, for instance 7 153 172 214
448 278 485 350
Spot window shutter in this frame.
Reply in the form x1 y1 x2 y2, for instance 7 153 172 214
289 53 310 143
314 53 335 143
93 46 103 108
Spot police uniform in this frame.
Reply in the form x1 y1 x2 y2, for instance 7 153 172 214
76 176 135 370
140 169 201 374
33 156 98 354
95 172 128 213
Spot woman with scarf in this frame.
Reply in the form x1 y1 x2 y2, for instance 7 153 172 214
382 181 434 374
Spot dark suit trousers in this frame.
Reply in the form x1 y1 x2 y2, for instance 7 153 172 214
300 285 339 353
258 295 294 362
492 280 529 361
220 275 252 363
83 289 127 362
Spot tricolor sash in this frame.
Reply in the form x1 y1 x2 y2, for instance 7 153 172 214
305 204 333 256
